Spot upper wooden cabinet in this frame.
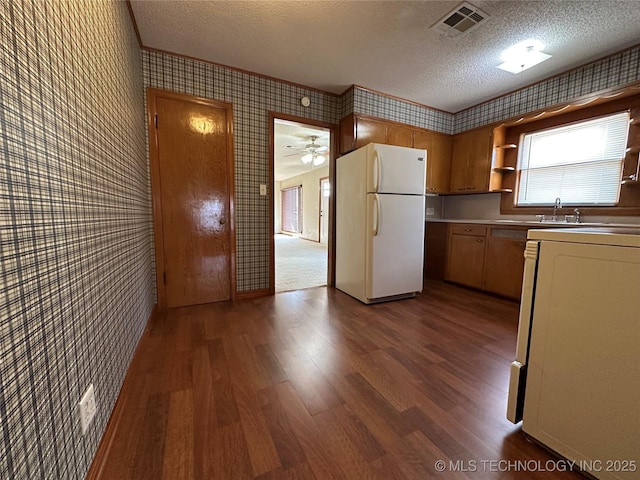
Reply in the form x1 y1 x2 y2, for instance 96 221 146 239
340 114 452 193
413 130 452 194
449 126 493 193
340 114 412 153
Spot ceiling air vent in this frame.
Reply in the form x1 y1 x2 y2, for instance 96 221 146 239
431 2 490 37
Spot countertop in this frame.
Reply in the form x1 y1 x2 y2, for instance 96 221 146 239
425 218 640 228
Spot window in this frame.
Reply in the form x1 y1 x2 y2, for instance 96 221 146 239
281 185 302 234
516 111 630 206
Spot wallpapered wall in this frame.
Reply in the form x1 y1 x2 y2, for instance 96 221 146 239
454 44 640 133
2 1 639 476
143 50 341 292
146 44 640 293
0 1 154 479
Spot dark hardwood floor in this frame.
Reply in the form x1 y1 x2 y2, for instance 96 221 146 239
92 280 585 479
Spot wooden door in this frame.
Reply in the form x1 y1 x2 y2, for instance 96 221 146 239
413 130 452 193
450 131 471 192
355 117 386 149
386 123 413 147
148 89 235 308
445 225 486 289
466 126 493 192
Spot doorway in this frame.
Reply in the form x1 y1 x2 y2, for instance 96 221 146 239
147 89 235 308
270 115 336 293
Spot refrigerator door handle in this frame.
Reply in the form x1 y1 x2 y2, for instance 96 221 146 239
373 149 380 192
372 194 380 236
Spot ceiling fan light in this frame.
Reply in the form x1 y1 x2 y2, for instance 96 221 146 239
313 154 326 166
301 153 313 164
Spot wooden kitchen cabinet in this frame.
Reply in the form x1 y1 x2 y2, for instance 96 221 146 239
340 114 411 153
424 221 448 280
386 123 413 147
445 225 486 289
413 130 452 193
483 228 527 299
449 126 493 193
445 223 528 300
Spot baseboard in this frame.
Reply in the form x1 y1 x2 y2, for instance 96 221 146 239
85 303 158 480
234 288 271 299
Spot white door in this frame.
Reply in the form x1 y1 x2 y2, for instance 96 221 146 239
320 177 330 243
366 193 424 300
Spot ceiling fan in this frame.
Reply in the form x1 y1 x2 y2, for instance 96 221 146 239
284 135 329 166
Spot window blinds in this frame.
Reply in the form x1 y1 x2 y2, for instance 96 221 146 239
516 111 629 206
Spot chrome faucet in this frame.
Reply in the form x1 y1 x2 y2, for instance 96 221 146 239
574 208 581 223
553 197 562 221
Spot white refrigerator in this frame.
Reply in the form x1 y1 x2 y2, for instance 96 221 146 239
335 143 426 304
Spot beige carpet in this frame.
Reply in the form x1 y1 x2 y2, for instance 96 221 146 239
275 234 328 292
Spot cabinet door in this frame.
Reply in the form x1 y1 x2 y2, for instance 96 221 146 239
483 230 527 299
466 127 493 192
450 127 493 192
386 123 413 147
449 131 471 192
355 117 387 149
414 130 452 193
446 232 486 288
339 114 356 154
424 222 448 280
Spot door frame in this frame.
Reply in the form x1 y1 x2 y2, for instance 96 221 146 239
268 112 338 294
147 88 236 309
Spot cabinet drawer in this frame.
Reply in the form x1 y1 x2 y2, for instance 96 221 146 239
450 225 487 236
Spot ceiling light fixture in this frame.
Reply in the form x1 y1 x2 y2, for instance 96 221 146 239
497 39 551 74
301 153 326 166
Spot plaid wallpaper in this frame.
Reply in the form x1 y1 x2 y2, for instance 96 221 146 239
145 44 640 292
2 1 639 477
353 87 454 134
454 44 640 133
143 50 341 292
0 1 154 479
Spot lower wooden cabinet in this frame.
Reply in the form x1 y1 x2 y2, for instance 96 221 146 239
483 229 527 299
444 223 527 300
424 222 448 280
445 225 486 289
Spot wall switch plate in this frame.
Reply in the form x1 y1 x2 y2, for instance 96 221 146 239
426 207 435 216
259 184 267 196
78 384 97 436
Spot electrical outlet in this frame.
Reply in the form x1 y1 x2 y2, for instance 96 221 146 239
426 207 435 216
78 384 97 436
259 184 267 196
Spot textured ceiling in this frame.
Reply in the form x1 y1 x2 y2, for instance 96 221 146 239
273 120 330 181
130 0 640 181
130 0 640 113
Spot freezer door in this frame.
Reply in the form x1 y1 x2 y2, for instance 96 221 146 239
366 193 424 300
367 144 426 195
506 240 539 423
